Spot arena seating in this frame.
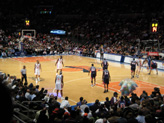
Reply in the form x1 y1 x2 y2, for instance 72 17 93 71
0 71 164 123
0 0 164 122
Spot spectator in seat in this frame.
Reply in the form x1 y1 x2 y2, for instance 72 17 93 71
136 109 145 123
25 89 31 100
126 112 138 123
129 98 139 110
145 114 156 123
80 100 89 112
95 104 109 118
96 118 109 123
76 97 83 107
34 107 49 123
119 96 126 109
104 97 111 110
43 50 47 55
60 96 71 109
90 99 100 113
1 50 7 58
30 91 36 101
48 96 60 113
81 107 92 119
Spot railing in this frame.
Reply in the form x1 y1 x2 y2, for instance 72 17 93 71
13 101 41 123
22 101 42 104
13 114 27 123
14 111 33 123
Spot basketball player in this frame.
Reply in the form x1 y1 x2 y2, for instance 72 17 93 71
88 64 97 87
102 68 111 93
136 56 142 78
130 58 138 79
34 60 42 84
55 56 64 73
55 71 64 97
142 58 149 72
148 60 158 75
100 46 104 60
101 58 109 70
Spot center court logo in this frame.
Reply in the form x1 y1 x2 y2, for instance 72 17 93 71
62 66 102 72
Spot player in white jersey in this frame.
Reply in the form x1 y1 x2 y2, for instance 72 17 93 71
136 56 142 78
34 60 42 84
55 71 64 97
55 56 64 73
142 58 149 72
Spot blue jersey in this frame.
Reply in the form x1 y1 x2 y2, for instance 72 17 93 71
131 60 137 69
103 69 109 79
148 57 151 67
102 60 108 70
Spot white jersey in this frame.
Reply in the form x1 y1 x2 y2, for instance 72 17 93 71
35 63 41 75
56 75 62 84
137 59 142 67
143 60 148 67
55 75 63 90
57 58 63 69
35 63 41 70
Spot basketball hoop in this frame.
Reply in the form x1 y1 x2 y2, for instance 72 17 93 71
21 29 36 41
21 35 33 41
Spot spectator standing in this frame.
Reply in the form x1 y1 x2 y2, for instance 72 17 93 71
110 92 119 112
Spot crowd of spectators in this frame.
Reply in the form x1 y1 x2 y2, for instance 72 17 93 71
0 73 164 123
0 29 164 60
1 0 164 123
1 0 164 60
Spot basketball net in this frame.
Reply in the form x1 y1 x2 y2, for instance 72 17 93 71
21 35 32 41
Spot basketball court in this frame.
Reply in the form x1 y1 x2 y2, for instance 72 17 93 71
0 55 164 105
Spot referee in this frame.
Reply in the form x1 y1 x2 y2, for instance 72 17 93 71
21 65 27 84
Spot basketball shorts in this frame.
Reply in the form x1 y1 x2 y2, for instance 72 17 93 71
35 69 40 75
143 63 148 67
136 65 141 71
55 83 62 90
104 78 109 84
91 73 96 79
151 63 157 69
103 66 108 70
57 64 62 69
131 67 136 72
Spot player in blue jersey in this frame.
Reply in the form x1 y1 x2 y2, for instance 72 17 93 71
88 64 97 87
101 58 109 70
130 58 138 79
100 47 104 60
102 68 111 93
148 60 158 75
